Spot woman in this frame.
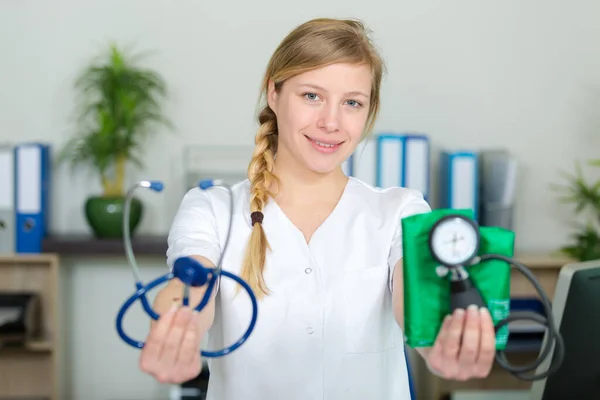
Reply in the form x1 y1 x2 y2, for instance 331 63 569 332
140 17 496 399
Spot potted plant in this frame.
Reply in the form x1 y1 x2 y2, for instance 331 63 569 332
58 42 172 238
552 159 600 261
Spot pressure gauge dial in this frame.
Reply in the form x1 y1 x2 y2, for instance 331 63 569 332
429 215 480 267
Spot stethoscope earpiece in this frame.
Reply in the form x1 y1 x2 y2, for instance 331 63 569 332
139 180 164 192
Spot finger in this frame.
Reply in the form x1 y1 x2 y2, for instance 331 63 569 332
140 304 178 372
431 314 453 353
427 314 453 373
170 311 203 382
176 311 202 366
158 307 194 367
442 308 466 362
475 307 497 377
457 305 481 379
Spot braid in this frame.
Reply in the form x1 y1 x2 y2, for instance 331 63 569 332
240 105 279 298
236 17 384 298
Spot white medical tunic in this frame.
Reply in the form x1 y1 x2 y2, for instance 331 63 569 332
166 176 431 400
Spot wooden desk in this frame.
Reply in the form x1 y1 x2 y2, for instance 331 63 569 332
409 253 574 400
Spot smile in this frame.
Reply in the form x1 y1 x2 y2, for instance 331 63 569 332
315 140 335 148
305 135 344 154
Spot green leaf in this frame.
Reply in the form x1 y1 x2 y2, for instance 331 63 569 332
57 41 173 189
553 157 600 261
559 223 600 261
588 159 600 168
550 161 600 214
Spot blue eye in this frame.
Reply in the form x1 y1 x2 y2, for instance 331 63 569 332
346 100 362 108
304 92 319 101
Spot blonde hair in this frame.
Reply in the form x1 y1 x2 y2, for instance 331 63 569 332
241 18 385 298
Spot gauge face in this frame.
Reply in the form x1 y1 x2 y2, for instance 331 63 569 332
429 216 479 266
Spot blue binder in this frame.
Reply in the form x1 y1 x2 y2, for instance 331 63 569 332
439 150 479 219
14 143 51 253
342 156 353 177
345 137 377 186
401 134 430 200
375 133 430 199
376 134 404 188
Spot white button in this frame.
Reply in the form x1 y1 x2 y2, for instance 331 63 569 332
306 327 314 335
305 268 312 274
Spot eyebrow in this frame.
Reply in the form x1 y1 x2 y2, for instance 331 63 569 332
300 83 370 99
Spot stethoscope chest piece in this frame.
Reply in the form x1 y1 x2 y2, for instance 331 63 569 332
172 257 210 287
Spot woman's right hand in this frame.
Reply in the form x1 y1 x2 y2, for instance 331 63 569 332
139 305 203 384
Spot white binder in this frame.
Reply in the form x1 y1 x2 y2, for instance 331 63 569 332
374 133 430 197
439 151 479 219
349 137 377 186
341 157 352 177
0 145 15 253
376 134 404 189
402 134 430 200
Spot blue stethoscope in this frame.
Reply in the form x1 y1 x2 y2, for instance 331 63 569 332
115 179 258 357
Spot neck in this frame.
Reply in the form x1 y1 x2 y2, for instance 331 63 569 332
271 154 348 205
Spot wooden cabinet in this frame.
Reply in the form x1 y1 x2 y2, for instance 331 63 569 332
0 254 63 400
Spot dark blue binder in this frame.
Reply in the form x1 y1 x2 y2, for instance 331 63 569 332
14 143 51 253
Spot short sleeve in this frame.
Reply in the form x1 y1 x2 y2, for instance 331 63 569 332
166 188 222 270
388 190 432 275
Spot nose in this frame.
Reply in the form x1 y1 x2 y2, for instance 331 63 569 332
317 103 340 133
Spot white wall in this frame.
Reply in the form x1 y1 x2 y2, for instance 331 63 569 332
2 0 600 399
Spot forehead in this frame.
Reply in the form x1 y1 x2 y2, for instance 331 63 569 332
285 63 372 94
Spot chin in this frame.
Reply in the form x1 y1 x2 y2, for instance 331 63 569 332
303 157 344 175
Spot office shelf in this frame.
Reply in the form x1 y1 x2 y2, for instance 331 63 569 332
41 235 167 256
0 254 62 400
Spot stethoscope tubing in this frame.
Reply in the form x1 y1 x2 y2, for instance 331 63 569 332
115 268 258 357
116 180 258 358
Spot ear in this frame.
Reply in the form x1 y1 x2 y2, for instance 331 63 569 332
266 79 278 113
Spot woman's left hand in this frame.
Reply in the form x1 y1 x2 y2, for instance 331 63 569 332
423 305 497 381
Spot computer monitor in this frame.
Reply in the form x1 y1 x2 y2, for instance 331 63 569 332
530 259 600 399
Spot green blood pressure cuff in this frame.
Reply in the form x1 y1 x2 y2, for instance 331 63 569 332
400 208 513 350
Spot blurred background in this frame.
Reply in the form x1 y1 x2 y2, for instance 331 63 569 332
1 0 599 399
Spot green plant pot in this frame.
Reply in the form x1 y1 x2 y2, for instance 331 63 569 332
84 196 143 239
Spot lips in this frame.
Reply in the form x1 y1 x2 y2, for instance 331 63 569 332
304 135 343 146
305 135 344 153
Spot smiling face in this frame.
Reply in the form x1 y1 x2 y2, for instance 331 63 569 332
267 62 373 176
